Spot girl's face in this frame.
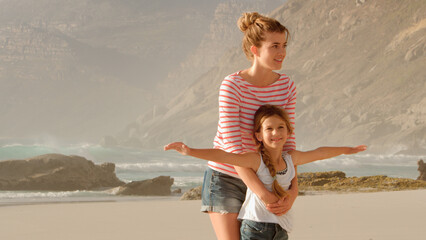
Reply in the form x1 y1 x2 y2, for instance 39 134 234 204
255 115 289 150
254 31 287 70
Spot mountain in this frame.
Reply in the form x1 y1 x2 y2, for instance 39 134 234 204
157 0 285 97
0 0 219 142
116 0 426 155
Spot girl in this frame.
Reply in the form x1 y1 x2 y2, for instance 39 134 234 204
165 104 367 239
205 12 297 239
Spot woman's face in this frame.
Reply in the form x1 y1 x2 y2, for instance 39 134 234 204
254 31 287 70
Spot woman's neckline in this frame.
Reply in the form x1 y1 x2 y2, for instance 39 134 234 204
237 70 281 88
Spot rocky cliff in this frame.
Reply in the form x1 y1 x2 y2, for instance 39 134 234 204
114 0 286 147
0 154 124 191
158 0 285 97
117 0 426 154
0 0 218 141
0 154 178 195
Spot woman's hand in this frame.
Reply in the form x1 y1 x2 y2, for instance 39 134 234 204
266 176 298 216
164 142 190 155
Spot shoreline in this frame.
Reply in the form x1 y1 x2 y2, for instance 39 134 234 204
0 194 182 207
1 187 424 207
0 190 425 240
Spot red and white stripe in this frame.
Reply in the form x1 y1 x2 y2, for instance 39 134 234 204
210 72 296 177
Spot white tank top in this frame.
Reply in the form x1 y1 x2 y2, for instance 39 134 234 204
237 152 296 232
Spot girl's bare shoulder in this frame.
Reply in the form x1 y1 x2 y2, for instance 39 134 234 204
287 150 301 165
241 151 261 170
241 151 260 159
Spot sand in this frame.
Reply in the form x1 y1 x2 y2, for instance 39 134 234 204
0 190 425 240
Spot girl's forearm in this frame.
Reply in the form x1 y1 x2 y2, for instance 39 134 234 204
314 147 353 160
187 148 254 168
292 145 367 165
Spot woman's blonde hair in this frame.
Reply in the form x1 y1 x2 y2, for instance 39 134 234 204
253 104 293 198
238 12 290 60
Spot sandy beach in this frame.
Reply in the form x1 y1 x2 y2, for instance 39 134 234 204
1 190 425 240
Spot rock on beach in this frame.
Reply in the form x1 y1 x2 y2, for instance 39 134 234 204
298 171 426 192
180 171 426 200
417 159 426 181
0 153 124 191
116 176 174 196
180 186 202 200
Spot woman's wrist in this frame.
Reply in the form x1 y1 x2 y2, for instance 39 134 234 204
260 190 279 204
287 184 298 200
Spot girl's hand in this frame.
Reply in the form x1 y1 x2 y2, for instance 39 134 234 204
164 142 191 155
346 145 367 154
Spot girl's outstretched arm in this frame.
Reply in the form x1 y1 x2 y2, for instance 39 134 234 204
164 142 259 170
290 145 367 166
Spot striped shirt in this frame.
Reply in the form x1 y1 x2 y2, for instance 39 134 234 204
210 71 296 177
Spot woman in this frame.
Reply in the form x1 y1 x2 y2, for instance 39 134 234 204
201 12 298 239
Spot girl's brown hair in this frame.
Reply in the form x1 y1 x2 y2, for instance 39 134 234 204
238 12 290 60
253 104 293 198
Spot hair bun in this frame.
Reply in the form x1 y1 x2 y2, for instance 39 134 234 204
238 12 261 32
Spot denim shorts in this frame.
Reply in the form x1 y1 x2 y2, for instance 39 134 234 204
240 219 288 240
200 167 247 214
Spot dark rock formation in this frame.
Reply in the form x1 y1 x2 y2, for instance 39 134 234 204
0 154 124 191
116 176 174 196
298 171 426 192
417 159 426 181
298 171 346 186
172 188 182 194
181 169 426 199
180 186 202 200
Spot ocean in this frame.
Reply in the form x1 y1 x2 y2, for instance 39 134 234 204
0 141 422 205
